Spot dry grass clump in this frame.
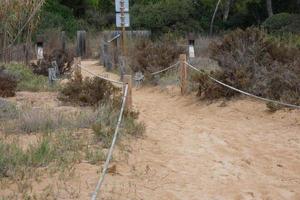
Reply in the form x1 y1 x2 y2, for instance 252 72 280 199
0 66 18 97
92 103 145 148
129 38 184 77
0 99 18 120
193 28 300 108
58 72 120 106
2 106 101 134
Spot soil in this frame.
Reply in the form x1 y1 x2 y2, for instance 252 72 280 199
1 60 300 199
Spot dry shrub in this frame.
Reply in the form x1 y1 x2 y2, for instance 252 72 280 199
92 103 145 148
194 28 300 107
130 38 184 76
58 72 120 106
31 49 75 76
0 66 18 97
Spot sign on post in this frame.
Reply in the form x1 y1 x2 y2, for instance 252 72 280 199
116 13 130 27
115 0 129 12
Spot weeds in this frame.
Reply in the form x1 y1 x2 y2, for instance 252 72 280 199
4 64 59 92
0 131 92 178
3 106 101 134
0 99 18 120
92 103 145 148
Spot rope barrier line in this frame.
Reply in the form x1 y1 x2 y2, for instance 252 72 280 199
185 62 300 109
91 84 129 200
79 65 124 85
151 62 180 75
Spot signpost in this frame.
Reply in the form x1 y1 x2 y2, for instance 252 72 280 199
115 0 130 56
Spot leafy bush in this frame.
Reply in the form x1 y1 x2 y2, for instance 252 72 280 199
263 13 300 34
58 71 120 106
4 64 58 92
193 28 300 108
131 0 203 35
0 66 18 97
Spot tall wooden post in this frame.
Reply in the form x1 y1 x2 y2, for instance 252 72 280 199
123 75 132 109
73 57 82 80
179 54 188 95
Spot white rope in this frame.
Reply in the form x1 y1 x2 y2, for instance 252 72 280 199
79 65 124 85
91 84 129 200
151 62 180 75
185 62 300 109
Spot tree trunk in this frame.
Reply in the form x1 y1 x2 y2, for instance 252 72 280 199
223 0 234 22
210 0 222 36
266 0 273 17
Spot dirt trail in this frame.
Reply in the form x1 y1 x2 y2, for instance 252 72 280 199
79 60 300 200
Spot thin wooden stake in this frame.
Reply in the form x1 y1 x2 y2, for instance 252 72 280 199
123 75 132 109
179 54 188 95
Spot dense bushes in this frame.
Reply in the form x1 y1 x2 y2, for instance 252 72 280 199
130 38 184 76
263 13 300 34
193 28 300 107
0 66 18 97
58 71 119 106
31 49 75 76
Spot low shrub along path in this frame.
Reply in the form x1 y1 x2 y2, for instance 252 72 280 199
82 60 300 200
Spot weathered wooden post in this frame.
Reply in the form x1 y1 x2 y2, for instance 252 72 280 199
123 75 132 109
61 31 66 52
76 31 86 58
73 57 82 80
179 54 188 95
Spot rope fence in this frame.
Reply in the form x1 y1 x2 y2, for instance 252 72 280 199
151 61 180 76
91 84 129 200
79 64 124 85
184 61 300 109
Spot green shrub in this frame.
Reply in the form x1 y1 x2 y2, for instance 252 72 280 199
4 64 58 92
0 66 18 97
263 13 300 34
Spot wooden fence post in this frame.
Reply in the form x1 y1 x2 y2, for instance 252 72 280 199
123 75 132 109
179 54 188 95
73 57 82 80
76 31 86 58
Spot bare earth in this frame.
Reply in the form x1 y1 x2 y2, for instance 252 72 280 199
81 61 300 200
1 60 300 199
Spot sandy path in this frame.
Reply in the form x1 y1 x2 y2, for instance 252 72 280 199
77 61 300 200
